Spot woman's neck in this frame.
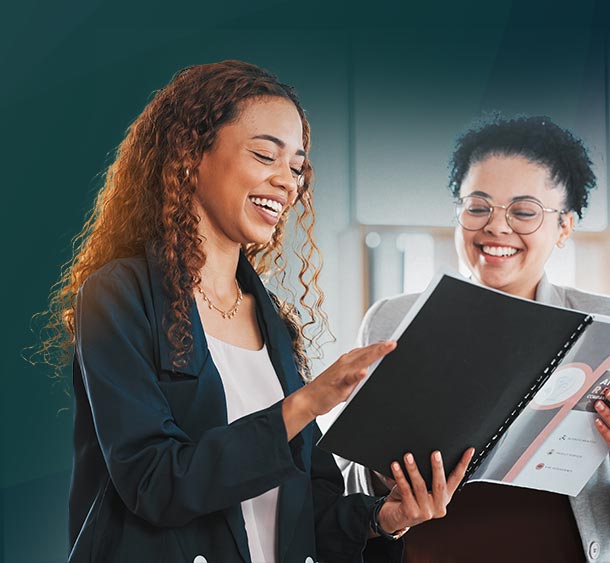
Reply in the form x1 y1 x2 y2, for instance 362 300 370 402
199 241 241 299
502 276 542 301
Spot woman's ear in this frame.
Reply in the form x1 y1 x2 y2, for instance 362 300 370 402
557 211 574 248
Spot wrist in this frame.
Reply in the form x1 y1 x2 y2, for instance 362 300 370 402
294 383 320 419
282 387 317 441
372 496 410 541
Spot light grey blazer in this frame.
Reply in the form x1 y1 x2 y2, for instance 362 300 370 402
337 275 610 562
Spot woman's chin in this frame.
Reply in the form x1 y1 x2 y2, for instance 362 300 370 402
243 230 275 247
473 268 515 293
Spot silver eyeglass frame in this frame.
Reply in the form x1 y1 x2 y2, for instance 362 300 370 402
454 196 567 235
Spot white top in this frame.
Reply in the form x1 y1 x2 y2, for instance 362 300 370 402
206 334 285 563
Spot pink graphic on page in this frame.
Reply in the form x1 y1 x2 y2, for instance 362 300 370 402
503 357 610 483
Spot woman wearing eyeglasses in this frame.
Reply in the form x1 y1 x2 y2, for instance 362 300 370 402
340 116 610 562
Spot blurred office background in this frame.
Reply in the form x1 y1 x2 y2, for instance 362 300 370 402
2 1 609 561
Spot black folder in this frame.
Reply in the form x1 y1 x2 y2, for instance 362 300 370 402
317 273 591 487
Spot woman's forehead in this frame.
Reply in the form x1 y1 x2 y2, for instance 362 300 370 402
230 97 304 149
461 155 565 202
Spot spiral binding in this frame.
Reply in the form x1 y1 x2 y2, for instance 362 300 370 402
462 314 595 484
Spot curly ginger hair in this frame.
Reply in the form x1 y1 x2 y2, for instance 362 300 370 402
37 60 327 381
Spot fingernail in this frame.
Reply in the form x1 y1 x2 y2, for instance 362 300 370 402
392 462 400 471
406 453 414 464
605 389 610 399
596 401 606 412
595 418 604 427
433 451 442 462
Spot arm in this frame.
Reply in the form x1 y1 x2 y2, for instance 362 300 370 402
311 425 404 563
310 431 474 563
76 265 302 527
76 264 395 528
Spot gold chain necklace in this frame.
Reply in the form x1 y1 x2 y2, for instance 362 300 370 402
198 279 243 320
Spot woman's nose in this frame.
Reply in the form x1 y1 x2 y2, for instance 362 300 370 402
484 206 513 235
270 162 298 196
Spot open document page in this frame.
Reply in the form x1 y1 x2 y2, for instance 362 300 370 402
317 271 608 494
469 315 610 496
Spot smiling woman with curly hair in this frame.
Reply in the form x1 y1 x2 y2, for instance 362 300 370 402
37 60 472 563
41 61 322 380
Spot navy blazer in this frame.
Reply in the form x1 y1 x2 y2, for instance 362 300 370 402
68 248 402 563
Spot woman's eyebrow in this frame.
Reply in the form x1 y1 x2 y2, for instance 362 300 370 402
511 195 543 203
251 134 306 157
468 190 491 198
467 191 543 204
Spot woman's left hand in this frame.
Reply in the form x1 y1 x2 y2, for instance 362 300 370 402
376 448 474 535
594 389 610 447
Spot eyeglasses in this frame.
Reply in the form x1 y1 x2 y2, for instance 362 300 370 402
455 196 566 235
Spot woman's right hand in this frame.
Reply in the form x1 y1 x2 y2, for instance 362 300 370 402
282 340 396 440
375 448 475 536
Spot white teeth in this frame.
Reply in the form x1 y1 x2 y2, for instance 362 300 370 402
249 196 283 215
482 245 519 257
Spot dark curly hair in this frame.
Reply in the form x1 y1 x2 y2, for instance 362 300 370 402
448 115 597 219
34 60 327 382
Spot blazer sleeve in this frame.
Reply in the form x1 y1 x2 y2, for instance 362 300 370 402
312 425 404 563
74 263 301 527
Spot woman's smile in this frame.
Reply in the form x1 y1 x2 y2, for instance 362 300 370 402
248 194 287 224
475 242 522 263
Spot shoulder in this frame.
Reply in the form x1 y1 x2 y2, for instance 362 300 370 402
358 292 420 346
77 255 152 316
552 283 610 316
81 255 149 293
74 255 158 352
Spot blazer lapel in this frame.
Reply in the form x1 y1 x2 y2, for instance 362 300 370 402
145 245 208 377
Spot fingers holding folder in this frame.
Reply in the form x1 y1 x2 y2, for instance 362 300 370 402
374 447 475 536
